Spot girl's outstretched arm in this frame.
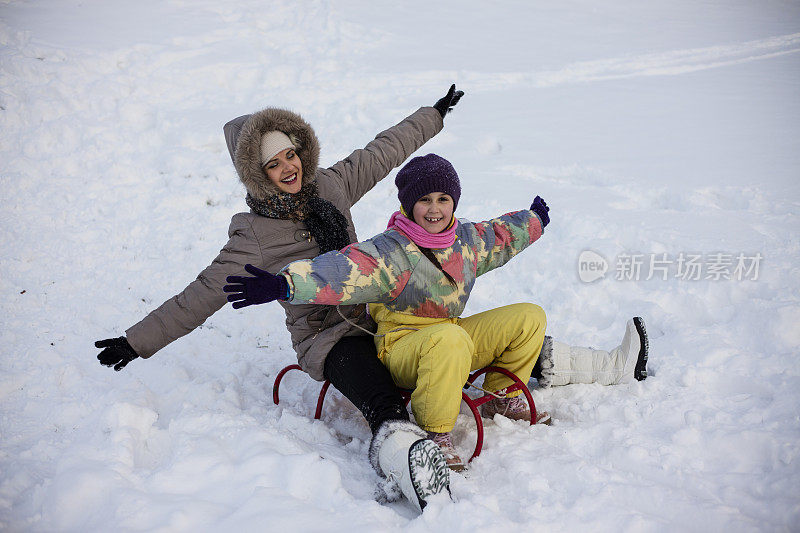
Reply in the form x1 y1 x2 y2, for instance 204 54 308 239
224 233 418 308
472 195 550 277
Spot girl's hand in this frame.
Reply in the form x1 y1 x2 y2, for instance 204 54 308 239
224 265 289 309
530 196 550 228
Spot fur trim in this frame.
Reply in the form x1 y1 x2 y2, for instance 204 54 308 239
233 108 321 201
537 335 554 388
375 476 404 504
368 419 427 477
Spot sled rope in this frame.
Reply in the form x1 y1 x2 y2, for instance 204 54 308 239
336 306 420 338
463 380 505 399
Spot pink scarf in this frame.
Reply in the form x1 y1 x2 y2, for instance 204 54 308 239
387 210 458 249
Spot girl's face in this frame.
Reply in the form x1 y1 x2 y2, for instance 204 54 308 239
263 148 303 194
412 192 454 234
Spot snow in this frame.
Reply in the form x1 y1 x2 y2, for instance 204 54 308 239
2 0 799 530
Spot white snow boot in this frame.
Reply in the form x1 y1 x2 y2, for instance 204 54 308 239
538 317 648 387
368 420 451 511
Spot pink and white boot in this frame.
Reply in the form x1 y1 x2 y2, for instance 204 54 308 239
481 389 552 425
427 431 466 473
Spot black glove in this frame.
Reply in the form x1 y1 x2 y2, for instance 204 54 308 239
433 84 465 118
224 264 290 309
96 336 140 371
530 195 550 228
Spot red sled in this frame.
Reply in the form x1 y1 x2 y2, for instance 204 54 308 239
273 364 539 463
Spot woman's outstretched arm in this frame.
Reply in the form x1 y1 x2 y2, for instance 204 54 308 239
119 214 265 360
324 85 463 206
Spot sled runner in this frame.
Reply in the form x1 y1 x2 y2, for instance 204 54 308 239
273 364 541 462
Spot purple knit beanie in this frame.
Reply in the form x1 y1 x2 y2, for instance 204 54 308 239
395 153 461 216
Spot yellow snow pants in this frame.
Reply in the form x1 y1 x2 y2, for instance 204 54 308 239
376 302 547 433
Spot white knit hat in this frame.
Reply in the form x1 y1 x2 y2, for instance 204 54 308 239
260 130 295 165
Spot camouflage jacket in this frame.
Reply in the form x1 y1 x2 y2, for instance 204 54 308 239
280 209 543 323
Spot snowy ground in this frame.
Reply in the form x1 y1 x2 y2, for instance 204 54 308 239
2 0 800 531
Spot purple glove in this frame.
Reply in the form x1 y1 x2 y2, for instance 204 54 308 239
433 84 465 118
96 336 139 371
530 195 550 228
224 264 289 309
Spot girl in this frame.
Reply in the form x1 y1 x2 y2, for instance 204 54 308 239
224 153 552 470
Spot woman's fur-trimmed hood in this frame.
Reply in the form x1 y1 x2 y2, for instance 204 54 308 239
225 108 320 201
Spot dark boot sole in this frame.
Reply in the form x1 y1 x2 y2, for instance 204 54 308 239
633 317 649 381
408 439 451 509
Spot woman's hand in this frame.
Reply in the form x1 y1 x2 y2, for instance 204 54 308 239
224 264 289 309
96 336 140 371
433 84 465 118
530 196 550 228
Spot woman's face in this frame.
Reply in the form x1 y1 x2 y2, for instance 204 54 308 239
412 192 454 234
263 148 303 194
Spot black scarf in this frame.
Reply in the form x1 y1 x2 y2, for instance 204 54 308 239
246 182 351 254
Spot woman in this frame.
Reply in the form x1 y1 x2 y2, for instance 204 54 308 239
95 86 464 511
224 153 649 471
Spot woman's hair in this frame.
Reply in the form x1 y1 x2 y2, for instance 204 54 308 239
419 247 457 286
287 133 302 150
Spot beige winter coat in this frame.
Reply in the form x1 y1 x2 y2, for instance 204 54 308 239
126 106 443 380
